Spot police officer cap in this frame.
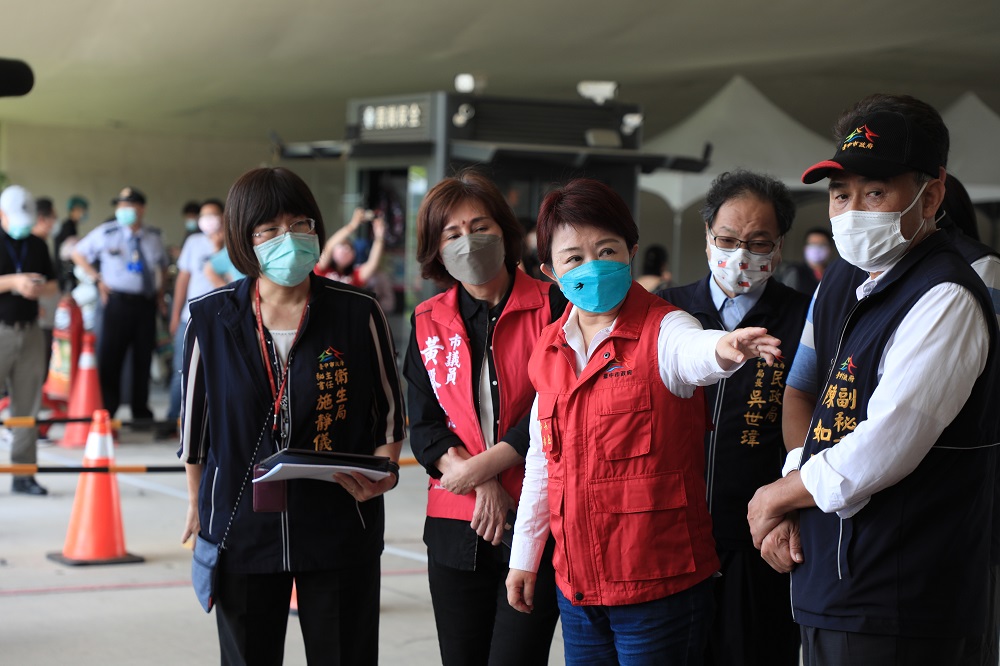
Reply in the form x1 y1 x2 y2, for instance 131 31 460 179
111 187 146 206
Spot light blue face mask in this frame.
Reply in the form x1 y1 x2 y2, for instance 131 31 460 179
115 207 138 226
6 223 32 240
253 232 320 287
557 259 632 313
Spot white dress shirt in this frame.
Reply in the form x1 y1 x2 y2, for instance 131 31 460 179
509 306 739 573
782 264 990 519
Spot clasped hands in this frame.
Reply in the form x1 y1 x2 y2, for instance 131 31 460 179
748 476 804 574
439 448 513 546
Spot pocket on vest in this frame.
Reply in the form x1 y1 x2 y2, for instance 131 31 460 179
594 383 651 460
590 471 696 581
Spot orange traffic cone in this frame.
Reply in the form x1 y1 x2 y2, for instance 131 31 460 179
47 410 143 566
60 332 104 448
289 581 299 615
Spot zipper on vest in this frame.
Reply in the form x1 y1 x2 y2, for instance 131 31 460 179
208 466 219 534
837 518 844 580
799 296 867 473
705 376 727 510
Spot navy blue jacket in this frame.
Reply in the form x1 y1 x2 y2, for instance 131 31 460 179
180 274 406 574
797 231 1000 637
659 276 809 548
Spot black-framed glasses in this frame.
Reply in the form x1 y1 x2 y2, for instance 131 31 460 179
710 233 776 256
251 218 316 241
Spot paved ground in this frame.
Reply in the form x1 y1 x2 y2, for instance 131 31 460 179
0 386 565 665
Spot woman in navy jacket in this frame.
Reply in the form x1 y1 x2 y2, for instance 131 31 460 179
179 167 406 665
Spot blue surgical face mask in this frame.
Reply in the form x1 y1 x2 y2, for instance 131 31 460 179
557 259 632 313
253 232 320 287
115 207 138 226
6 222 32 240
185 218 198 232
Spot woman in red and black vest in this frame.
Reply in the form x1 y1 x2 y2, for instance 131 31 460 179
403 169 566 666
505 178 782 664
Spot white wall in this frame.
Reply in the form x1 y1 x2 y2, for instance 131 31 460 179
0 121 349 248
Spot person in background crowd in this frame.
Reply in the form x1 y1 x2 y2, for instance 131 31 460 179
635 243 672 292
774 228 835 295
181 201 201 239
1 186 58 496
506 178 781 664
314 206 386 288
519 218 545 281
71 187 167 421
657 170 807 666
53 195 87 293
32 197 61 373
180 166 405 665
749 94 1000 666
204 243 245 287
160 198 225 441
403 170 563 666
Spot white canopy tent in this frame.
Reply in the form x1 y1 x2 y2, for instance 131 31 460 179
640 75 832 276
942 92 1000 204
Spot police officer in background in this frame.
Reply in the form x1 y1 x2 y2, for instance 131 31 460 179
1 185 58 495
71 187 167 421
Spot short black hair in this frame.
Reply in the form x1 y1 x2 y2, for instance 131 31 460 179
223 168 326 279
940 173 980 241
182 201 201 216
201 198 225 213
832 94 949 172
642 244 669 275
35 197 55 219
804 227 833 243
702 170 795 236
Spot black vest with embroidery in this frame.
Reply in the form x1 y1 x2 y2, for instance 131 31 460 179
794 232 1000 637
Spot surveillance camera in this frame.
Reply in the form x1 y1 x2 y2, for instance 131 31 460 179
452 103 476 128
577 81 618 105
620 113 643 136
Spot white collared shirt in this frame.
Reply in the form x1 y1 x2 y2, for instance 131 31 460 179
708 275 765 331
782 261 990 518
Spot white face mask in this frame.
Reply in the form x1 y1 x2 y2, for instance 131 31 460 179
708 245 777 295
830 181 928 273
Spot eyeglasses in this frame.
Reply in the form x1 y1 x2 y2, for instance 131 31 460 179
251 218 316 241
710 234 777 256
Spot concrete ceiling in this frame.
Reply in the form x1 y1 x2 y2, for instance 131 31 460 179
1 0 998 144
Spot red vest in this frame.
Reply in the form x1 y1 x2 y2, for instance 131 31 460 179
414 271 554 521
528 283 719 606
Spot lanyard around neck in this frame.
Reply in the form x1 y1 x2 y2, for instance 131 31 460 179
254 280 309 432
3 235 28 273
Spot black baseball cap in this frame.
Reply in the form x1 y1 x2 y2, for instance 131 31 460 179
111 186 146 205
801 110 943 184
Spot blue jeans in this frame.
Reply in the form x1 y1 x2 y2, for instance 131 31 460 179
166 319 186 422
556 578 714 666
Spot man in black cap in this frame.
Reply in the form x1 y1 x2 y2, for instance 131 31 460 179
71 187 167 421
747 94 1000 665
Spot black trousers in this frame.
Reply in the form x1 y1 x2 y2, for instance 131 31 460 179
801 626 965 666
98 293 155 418
428 536 560 666
215 561 380 666
706 547 800 666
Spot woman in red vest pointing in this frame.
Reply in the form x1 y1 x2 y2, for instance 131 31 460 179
403 170 565 665
505 178 781 665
